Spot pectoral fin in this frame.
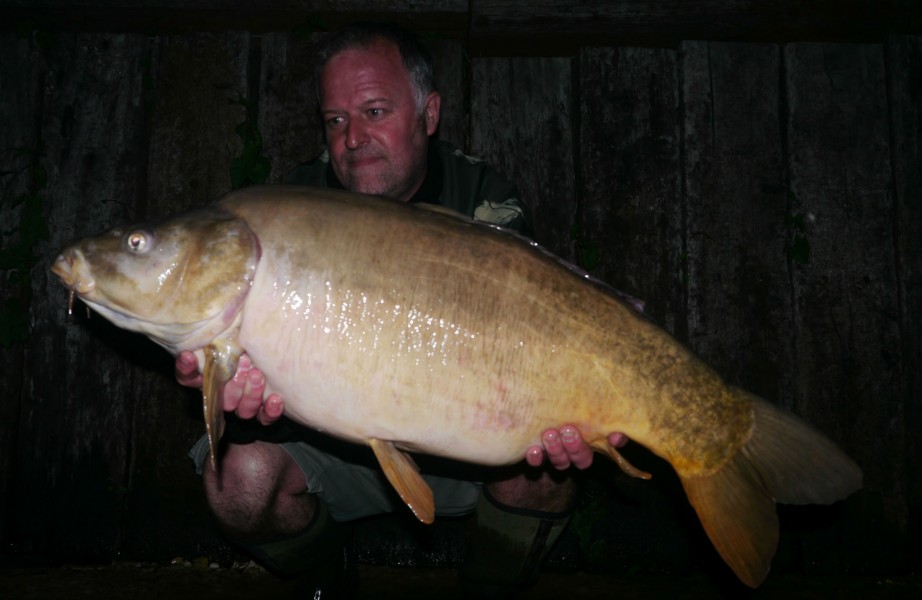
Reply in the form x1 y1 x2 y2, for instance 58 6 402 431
368 438 435 524
201 341 244 471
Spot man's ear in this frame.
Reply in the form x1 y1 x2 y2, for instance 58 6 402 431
424 91 441 135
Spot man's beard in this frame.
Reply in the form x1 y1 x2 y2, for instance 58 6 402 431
340 153 426 201
342 158 398 198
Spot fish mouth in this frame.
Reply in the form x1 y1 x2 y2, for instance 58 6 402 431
51 252 96 314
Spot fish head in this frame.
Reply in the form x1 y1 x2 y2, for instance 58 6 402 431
51 206 259 353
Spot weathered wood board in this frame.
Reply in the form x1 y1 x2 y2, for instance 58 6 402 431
470 56 576 259
888 35 922 566
578 46 683 331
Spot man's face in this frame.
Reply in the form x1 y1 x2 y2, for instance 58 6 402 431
320 40 441 202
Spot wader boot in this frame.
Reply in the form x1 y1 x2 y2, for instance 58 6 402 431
234 501 357 599
459 487 572 599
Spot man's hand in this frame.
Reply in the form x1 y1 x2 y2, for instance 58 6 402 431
175 351 284 426
175 351 203 388
526 427 628 470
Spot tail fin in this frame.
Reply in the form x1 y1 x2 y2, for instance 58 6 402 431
679 390 862 587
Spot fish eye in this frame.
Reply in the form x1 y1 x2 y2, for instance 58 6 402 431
126 230 152 254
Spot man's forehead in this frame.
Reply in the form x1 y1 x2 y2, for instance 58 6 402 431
321 42 411 105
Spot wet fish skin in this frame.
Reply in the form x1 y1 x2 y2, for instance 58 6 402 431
51 185 862 587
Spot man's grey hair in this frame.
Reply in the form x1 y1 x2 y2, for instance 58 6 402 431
313 22 437 114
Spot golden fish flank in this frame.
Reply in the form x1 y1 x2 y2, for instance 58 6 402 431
52 185 862 588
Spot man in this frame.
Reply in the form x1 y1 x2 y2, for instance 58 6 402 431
176 23 626 598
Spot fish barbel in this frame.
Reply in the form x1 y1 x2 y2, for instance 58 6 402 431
51 185 861 587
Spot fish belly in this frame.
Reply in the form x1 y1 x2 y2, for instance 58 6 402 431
224 190 650 466
235 244 545 464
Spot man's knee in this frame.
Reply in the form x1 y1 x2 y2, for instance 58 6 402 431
486 468 577 513
203 441 307 533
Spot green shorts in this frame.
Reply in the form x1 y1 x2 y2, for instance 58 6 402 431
189 433 481 522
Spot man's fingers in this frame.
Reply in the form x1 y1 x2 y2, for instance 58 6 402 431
560 425 594 470
526 427 629 471
257 394 285 426
542 429 573 470
235 369 266 419
221 368 247 413
609 431 629 448
178 351 282 427
175 351 202 388
220 354 256 414
525 445 544 467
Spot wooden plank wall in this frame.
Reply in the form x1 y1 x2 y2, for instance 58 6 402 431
1 16 920 580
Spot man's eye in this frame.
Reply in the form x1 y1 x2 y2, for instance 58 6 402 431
326 116 344 127
367 108 384 118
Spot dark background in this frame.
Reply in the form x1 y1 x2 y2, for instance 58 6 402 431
1 0 920 586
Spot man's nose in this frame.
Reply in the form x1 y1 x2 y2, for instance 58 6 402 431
345 120 369 149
